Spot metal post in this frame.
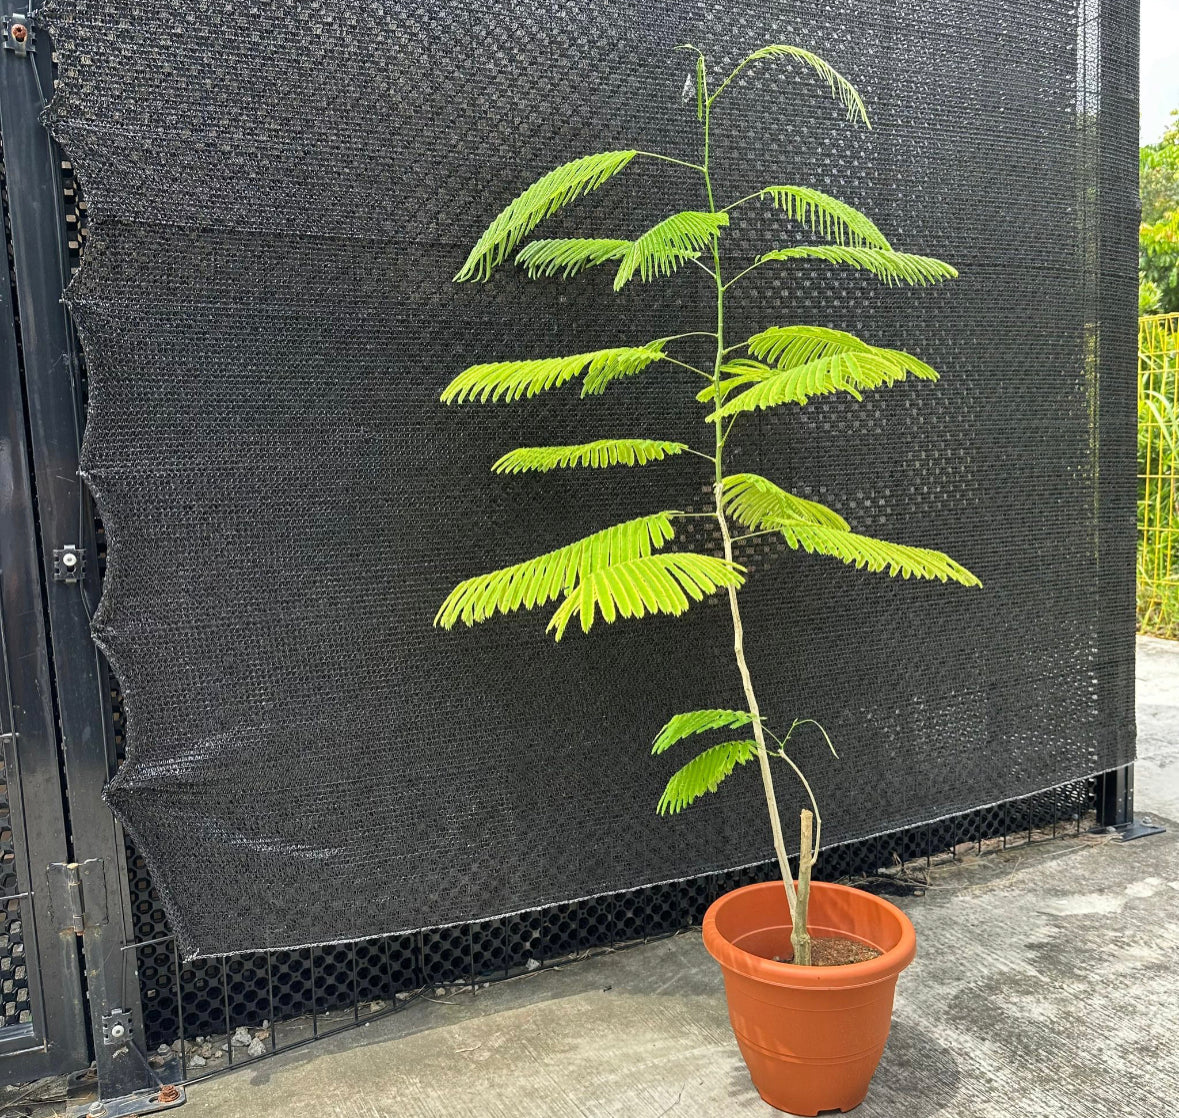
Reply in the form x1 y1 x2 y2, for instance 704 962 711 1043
1094 764 1165 842
0 12 92 1087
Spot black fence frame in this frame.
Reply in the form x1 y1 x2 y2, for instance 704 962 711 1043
0 11 153 1104
0 10 1155 1114
0 18 90 1080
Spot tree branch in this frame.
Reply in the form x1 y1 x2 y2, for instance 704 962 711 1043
722 188 773 213
723 260 768 290
634 150 707 174
659 354 714 380
657 330 718 344
729 529 778 544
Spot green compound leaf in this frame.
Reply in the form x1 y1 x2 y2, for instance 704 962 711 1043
435 513 678 629
712 45 870 126
515 238 631 280
657 740 761 815
709 348 939 419
652 709 756 755
721 473 850 532
455 150 639 282
493 439 689 475
614 211 730 290
754 186 891 249
755 245 958 287
441 343 667 404
546 552 745 640
745 324 878 367
771 520 982 586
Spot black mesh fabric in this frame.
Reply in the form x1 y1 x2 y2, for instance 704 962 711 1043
39 0 1137 958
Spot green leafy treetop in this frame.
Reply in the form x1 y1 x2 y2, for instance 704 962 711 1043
436 44 980 965
1140 110 1179 314
1141 109 1179 227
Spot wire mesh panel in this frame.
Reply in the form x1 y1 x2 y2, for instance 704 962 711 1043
0 762 29 1030
1138 313 1179 637
36 0 1138 958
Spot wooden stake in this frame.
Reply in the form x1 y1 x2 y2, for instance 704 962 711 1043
791 809 814 966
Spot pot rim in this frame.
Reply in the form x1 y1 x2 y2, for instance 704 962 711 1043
702 879 917 990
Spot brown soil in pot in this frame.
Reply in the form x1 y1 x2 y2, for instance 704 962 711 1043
771 936 883 967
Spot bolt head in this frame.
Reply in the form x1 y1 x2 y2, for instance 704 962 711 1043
87 1103 107 1118
10 24 27 42
109 1022 126 1038
62 551 78 568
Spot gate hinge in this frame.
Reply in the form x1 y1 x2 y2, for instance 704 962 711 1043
53 544 86 583
2 13 33 55
47 860 108 935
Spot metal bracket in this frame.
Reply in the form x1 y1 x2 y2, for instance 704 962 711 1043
47 860 108 934
70 1083 186 1118
1092 819 1167 843
100 1008 132 1047
54 544 86 583
2 13 32 55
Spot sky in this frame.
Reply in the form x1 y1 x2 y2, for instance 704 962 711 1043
1142 0 1179 143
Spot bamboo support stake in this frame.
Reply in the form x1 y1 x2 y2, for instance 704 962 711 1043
791 809 814 966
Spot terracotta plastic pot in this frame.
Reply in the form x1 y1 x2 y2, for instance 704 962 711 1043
703 879 916 1116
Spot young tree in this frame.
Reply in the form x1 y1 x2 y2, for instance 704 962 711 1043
436 44 980 965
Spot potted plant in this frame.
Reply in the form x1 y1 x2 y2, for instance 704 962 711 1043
436 42 979 1115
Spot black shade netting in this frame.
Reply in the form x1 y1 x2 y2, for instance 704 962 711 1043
38 0 1138 957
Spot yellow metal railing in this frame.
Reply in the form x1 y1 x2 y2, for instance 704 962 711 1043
1139 312 1179 638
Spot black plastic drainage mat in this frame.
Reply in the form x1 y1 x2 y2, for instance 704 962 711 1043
38 0 1137 957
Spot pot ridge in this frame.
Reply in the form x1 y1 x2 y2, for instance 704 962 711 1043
703 879 916 988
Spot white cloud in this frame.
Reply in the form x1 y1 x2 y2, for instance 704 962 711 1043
1142 0 1179 143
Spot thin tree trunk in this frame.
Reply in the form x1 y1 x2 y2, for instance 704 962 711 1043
701 86 809 964
712 485 806 957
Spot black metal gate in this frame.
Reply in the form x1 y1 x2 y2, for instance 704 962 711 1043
0 11 161 1105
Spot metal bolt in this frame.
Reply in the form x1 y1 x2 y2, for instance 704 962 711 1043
156 1084 181 1104
87 1103 108 1118
108 1021 125 1039
10 24 26 43
62 551 78 569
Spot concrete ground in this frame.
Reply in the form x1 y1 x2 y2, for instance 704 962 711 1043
1136 636 1179 822
21 638 1178 1118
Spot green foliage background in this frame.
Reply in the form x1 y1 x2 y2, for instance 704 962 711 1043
1139 112 1179 639
1140 111 1179 313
